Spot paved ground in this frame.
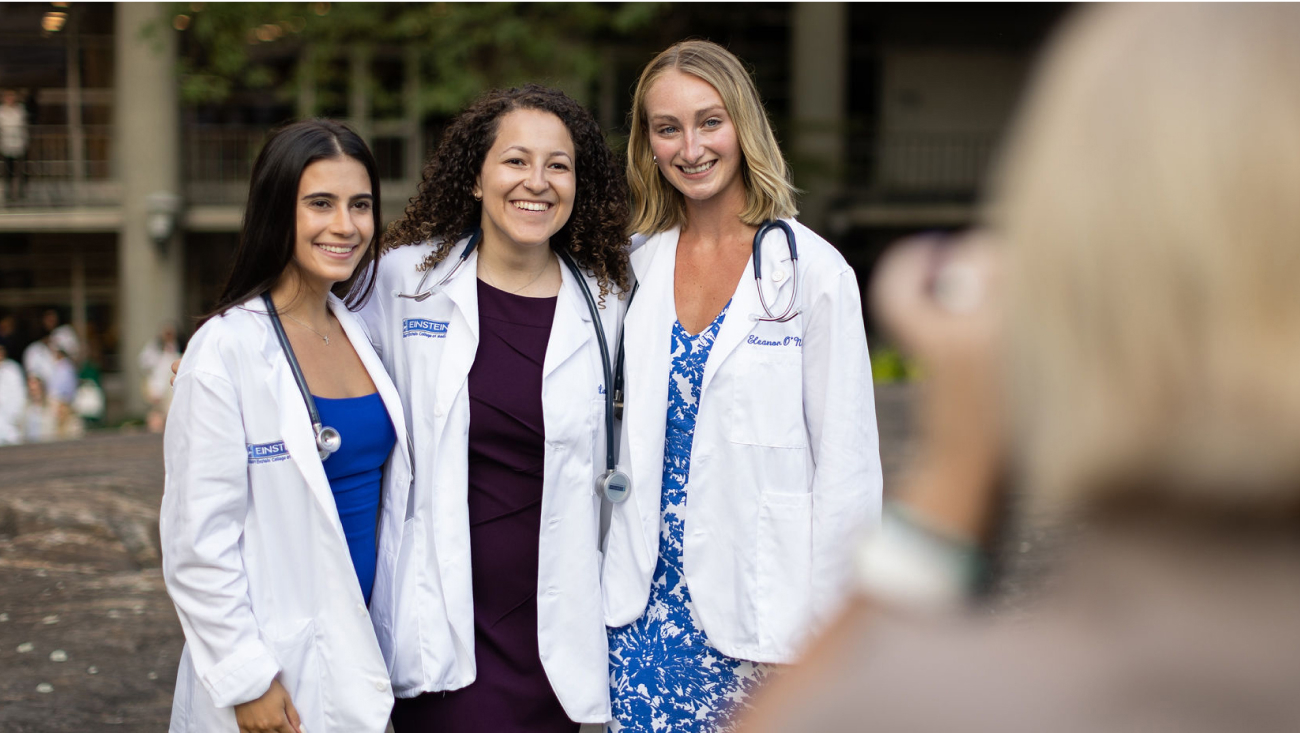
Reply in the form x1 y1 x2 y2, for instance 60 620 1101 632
0 386 925 732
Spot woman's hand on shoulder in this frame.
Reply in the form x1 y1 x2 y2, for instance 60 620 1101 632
234 678 302 733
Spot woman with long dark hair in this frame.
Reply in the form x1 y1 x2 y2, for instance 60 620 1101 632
357 85 630 732
162 120 412 733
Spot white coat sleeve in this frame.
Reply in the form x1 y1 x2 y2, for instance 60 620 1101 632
801 265 884 618
161 366 280 709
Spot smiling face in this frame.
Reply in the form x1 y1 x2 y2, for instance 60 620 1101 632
291 155 374 294
474 108 576 253
644 69 746 206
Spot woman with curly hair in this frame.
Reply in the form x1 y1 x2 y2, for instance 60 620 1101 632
356 84 630 732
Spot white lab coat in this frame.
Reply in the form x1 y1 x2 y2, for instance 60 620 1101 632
603 219 883 663
357 237 621 723
161 294 413 733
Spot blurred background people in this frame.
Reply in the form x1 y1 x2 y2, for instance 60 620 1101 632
0 89 28 202
47 326 84 440
21 308 60 387
0 341 25 445
23 374 55 442
138 321 181 432
744 4 1300 732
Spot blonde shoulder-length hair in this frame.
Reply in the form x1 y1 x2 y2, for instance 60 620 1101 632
627 40 798 236
990 4 1300 518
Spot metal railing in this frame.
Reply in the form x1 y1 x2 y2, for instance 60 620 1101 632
1 125 118 208
847 127 1000 200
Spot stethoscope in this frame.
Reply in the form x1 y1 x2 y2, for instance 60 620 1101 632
393 228 484 303
392 229 633 504
262 292 342 461
751 219 800 323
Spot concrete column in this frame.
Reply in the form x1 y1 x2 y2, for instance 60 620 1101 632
349 45 372 142
297 46 317 119
790 2 848 236
403 46 423 185
114 3 182 417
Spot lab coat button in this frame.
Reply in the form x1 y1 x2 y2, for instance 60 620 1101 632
434 405 445 418
374 679 387 691
772 268 786 283
356 603 367 616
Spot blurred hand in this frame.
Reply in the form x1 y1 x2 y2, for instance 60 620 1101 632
169 358 180 387
235 678 302 733
870 232 1005 544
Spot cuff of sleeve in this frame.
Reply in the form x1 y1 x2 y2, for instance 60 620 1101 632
854 503 981 612
201 643 280 709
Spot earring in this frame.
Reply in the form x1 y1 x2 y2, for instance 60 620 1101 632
473 191 482 201
652 155 657 163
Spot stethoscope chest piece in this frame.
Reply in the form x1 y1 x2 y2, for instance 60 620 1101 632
316 425 342 460
599 468 632 504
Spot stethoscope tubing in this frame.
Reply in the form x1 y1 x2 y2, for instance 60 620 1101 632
394 228 484 302
752 219 801 323
261 292 341 461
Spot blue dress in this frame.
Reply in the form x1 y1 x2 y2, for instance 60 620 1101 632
314 392 395 605
607 304 770 733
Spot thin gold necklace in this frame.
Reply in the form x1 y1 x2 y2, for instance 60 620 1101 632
480 251 554 295
283 312 333 345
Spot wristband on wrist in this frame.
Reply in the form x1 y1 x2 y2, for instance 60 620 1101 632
854 502 983 612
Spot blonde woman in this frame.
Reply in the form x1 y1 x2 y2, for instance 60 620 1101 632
602 40 882 731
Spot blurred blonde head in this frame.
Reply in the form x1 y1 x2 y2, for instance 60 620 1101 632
991 4 1300 516
628 40 798 235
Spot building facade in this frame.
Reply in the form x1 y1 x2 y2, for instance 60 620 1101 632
0 2 1065 420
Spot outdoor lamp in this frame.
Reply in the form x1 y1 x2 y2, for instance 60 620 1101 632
145 192 181 253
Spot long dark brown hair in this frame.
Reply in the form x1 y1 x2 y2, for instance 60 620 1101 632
205 119 382 324
385 85 630 299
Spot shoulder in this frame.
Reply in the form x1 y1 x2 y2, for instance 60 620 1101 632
178 299 268 381
784 219 852 274
374 241 442 287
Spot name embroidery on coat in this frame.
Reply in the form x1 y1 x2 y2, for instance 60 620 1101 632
403 318 449 339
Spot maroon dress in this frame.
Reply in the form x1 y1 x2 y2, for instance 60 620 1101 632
390 280 577 733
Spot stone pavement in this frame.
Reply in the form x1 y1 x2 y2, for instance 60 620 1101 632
0 386 918 732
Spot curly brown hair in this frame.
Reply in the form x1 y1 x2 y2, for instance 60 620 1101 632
385 85 631 299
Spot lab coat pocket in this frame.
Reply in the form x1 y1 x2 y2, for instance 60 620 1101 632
729 349 807 449
755 490 812 654
267 618 321 723
389 515 424 691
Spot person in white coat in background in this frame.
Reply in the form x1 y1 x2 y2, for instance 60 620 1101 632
162 120 412 733
360 85 631 732
602 40 884 732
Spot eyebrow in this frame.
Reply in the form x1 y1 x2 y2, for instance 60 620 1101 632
502 145 573 160
650 106 726 124
300 192 373 201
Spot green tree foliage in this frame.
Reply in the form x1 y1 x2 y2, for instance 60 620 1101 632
165 2 664 115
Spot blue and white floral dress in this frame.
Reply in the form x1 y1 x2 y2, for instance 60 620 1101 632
607 304 770 733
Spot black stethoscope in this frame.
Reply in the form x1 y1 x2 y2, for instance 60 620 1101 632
752 219 800 323
392 229 633 504
262 292 342 461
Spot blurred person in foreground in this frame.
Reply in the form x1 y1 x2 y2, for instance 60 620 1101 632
743 5 1300 732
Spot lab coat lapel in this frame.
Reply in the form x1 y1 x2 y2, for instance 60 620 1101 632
700 225 794 396
255 307 349 547
543 258 594 381
432 253 480 429
332 296 412 484
624 230 677 563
